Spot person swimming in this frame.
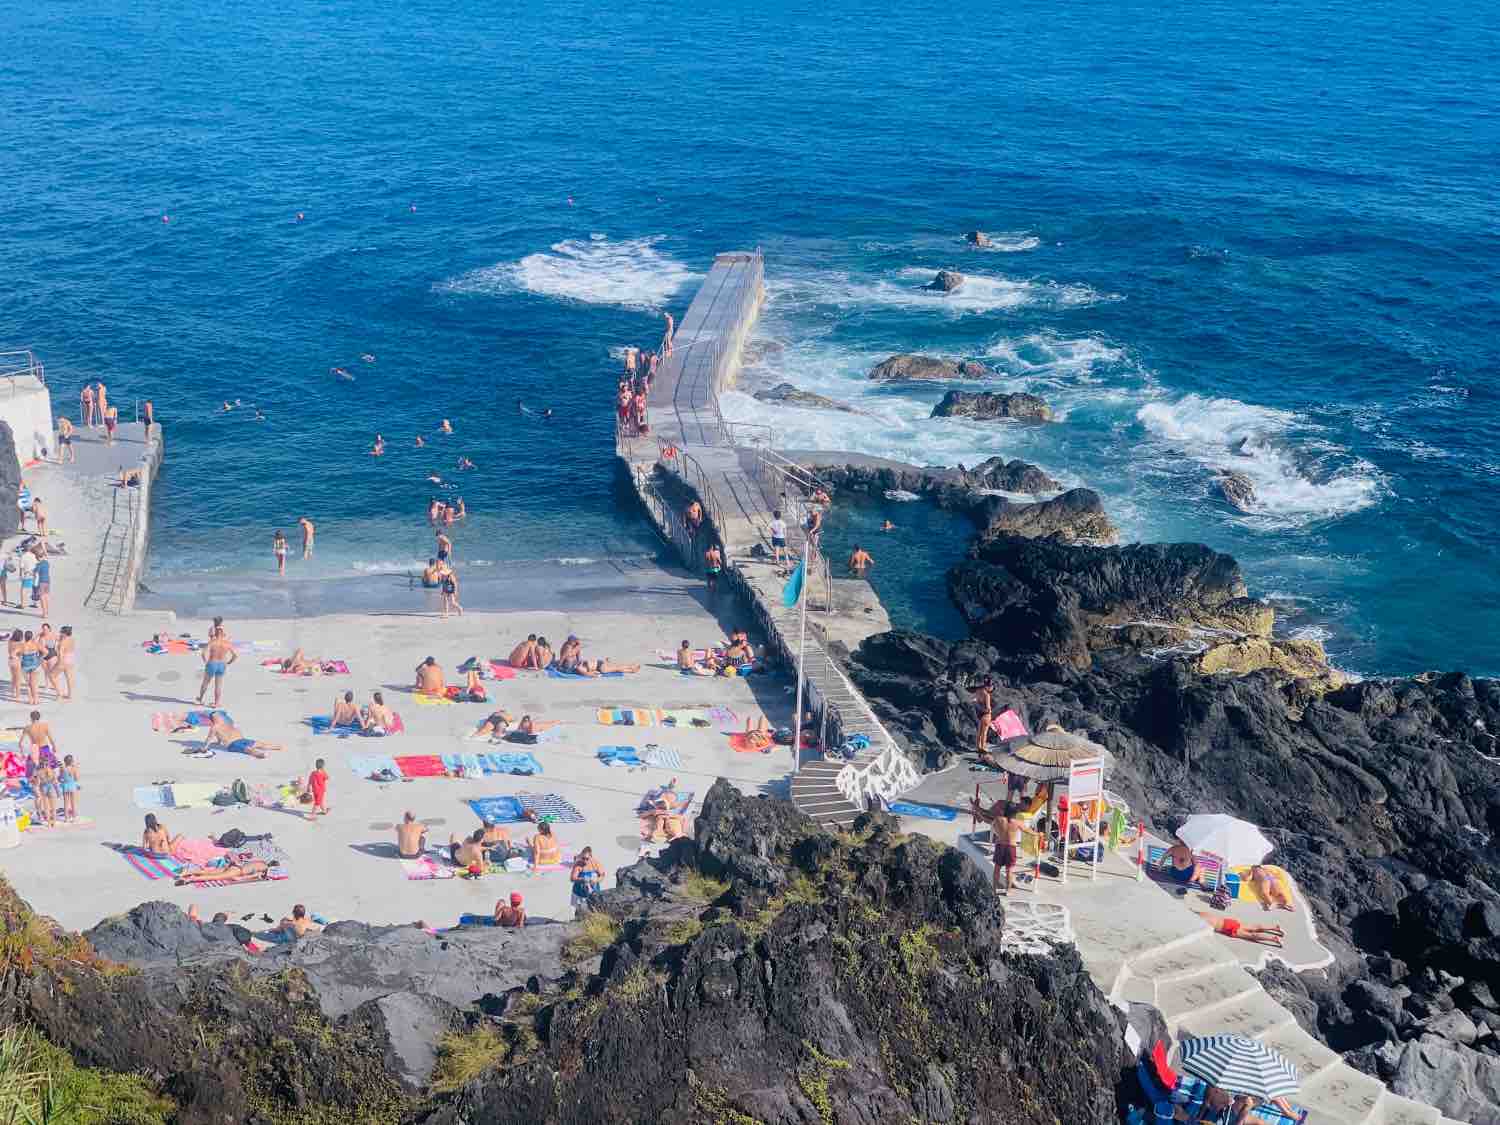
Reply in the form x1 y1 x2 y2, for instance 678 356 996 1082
332 367 353 381
360 353 375 363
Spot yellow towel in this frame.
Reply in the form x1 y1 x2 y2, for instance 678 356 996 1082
1230 863 1295 908
413 694 454 707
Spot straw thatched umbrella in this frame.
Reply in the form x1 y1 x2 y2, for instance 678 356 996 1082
991 731 1113 854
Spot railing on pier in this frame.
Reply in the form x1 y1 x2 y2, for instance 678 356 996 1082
0 350 45 396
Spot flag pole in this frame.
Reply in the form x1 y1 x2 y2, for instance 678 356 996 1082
792 543 811 776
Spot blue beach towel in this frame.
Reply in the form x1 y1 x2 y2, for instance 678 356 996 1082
888 800 957 822
467 796 527 824
308 715 364 737
458 913 497 927
596 745 642 767
514 791 586 824
477 752 543 776
639 746 684 769
441 753 485 779
347 754 400 777
546 665 624 680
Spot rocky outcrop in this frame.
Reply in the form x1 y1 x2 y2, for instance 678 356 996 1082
948 535 1270 669
0 782 1133 1125
926 269 965 292
931 389 1054 422
974 488 1118 545
752 382 865 414
965 231 991 247
804 454 1061 501
1215 469 1257 512
868 353 991 381
0 421 19 537
1197 636 1345 692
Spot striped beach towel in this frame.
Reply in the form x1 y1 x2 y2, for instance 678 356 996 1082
514 791 586 824
121 849 182 880
639 746 684 769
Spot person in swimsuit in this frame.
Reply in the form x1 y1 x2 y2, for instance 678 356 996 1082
881 519 895 532
371 433 385 456
662 311 674 357
53 626 75 702
527 821 561 866
969 796 1021 894
362 691 395 734
684 500 704 541
554 636 581 672
272 530 288 576
33 549 51 618
971 676 996 763
1248 865 1296 912
1195 911 1284 947
143 400 154 429
741 715 774 752
331 691 361 728
677 640 714 676
1159 838 1201 889
95 382 108 427
435 529 453 562
804 506 823 554
17 551 34 611
440 568 461 619
7 629 22 700
704 543 723 595
396 812 428 859
203 712 283 758
448 829 485 870
414 656 446 696
533 637 553 669
80 385 95 428
173 857 276 887
420 558 441 588
103 405 118 444
56 417 75 464
299 517 315 559
479 819 512 853
18 632 41 706
197 629 236 706
31 759 58 826
847 545 873 577
508 634 537 668
469 710 514 740
59 754 80 821
494 891 526 928
280 648 319 675
30 499 47 538
440 419 453 434
570 848 605 899
768 509 788 569
141 813 181 856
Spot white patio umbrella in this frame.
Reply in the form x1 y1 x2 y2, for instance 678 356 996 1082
1176 813 1274 868
1179 1034 1300 1100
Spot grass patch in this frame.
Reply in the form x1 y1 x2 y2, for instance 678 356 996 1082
562 912 622 964
431 1025 509 1092
0 1024 173 1124
897 924 941 979
796 1042 850 1125
613 965 655 1003
680 871 730 903
665 918 703 945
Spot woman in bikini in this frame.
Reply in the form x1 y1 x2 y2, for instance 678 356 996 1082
19 631 41 706
103 405 118 445
527 821 562 866
80 385 95 428
469 710 514 740
141 814 182 856
54 626 75 702
273 530 288 576
7 629 23 701
175 858 276 886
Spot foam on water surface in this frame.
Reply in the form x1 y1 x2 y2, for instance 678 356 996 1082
439 235 697 311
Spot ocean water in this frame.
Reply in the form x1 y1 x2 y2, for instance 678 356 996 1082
1 0 1497 675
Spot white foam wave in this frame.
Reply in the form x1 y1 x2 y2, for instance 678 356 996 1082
1136 394 1382 525
985 333 1126 383
767 267 1113 317
438 235 696 310
1288 625 1334 644
973 232 1042 253
883 489 921 501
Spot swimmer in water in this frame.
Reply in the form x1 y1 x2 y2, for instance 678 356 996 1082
457 457 475 470
881 520 896 532
454 498 467 519
360 353 375 363
331 367 352 381
371 434 385 457
295 211 305 222
427 474 443 485
414 436 425 448
440 419 453 434
427 498 442 525
222 402 234 412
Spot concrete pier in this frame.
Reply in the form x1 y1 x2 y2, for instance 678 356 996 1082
617 252 905 829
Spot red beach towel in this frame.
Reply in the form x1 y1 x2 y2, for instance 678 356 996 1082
394 755 448 778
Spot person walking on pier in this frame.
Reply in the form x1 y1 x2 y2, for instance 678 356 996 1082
56 418 75 464
769 509 788 571
662 312 675 357
704 543 723 596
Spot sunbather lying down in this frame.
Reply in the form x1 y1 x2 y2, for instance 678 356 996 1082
204 714 284 759
1196 911 1284 947
741 714 773 751
469 711 515 740
175 858 278 885
280 649 322 675
1247 864 1295 911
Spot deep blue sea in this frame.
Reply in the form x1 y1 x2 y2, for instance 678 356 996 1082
2 0 1497 676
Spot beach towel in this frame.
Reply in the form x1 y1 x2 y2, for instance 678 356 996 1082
402 856 456 881
152 709 230 731
548 666 624 680
705 705 740 733
990 709 1028 741
467 795 528 824
888 800 958 822
440 753 485 779
307 715 365 737
477 752 543 777
121 849 182 880
638 746 685 769
514 792 585 824
173 837 230 866
595 708 658 727
596 745 642 767
444 685 488 703
167 782 226 809
322 660 350 674
728 732 773 754
133 784 172 810
458 913 498 927
394 755 448 779
486 661 517 680
348 753 400 778
413 692 454 707
1230 863 1296 908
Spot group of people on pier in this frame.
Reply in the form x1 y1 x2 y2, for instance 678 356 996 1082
615 313 674 437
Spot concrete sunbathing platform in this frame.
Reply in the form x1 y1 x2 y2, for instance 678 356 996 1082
0 606 798 934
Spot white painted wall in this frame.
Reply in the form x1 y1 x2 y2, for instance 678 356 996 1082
0 377 54 468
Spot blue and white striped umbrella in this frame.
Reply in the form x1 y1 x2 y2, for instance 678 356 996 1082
1179 1034 1300 1100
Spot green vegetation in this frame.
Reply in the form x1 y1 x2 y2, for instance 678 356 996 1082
680 871 730 902
897 924 941 978
693 1084 766 1125
664 917 704 944
563 911 623 964
431 1025 510 1093
748 873 823 936
796 1042 850 1125
613 965 656 1003
0 1024 173 1125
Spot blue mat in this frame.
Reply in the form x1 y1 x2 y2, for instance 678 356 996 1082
888 800 958 822
307 715 365 737
546 665 624 679
467 796 527 824
458 913 497 927
442 753 485 778
477 752 543 776
347 754 400 777
596 745 641 767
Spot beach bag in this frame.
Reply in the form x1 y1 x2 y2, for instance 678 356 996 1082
231 778 250 804
215 828 247 848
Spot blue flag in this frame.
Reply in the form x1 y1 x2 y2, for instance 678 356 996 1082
782 558 805 607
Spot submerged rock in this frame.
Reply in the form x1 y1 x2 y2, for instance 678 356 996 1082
931 389 1054 422
974 488 1118 545
752 382 865 414
926 268 966 292
868 353 991 381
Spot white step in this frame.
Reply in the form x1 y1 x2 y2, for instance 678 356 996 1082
1156 962 1259 1023
1365 1090 1441 1125
1298 1060 1387 1125
1116 934 1227 1004
1255 1021 1342 1087
1174 985 1297 1042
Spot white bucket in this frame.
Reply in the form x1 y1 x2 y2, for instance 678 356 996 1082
0 797 20 849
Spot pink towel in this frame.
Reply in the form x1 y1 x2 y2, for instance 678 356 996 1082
990 709 1028 740
171 837 230 866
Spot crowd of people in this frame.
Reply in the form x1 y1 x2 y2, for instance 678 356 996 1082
615 314 674 437
7 623 76 704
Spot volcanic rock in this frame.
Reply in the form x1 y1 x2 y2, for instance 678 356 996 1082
1392 1035 1500 1124
803 455 1061 501
753 382 866 414
1215 468 1257 511
926 269 966 292
868 353 991 381
931 389 1054 422
974 488 1118 545
1197 636 1343 690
